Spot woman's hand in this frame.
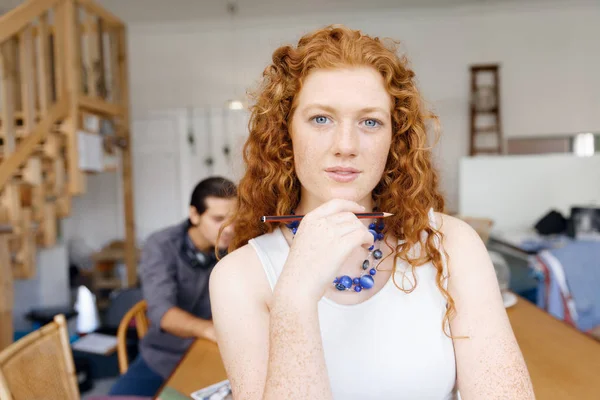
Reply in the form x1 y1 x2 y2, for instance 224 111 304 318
275 199 374 303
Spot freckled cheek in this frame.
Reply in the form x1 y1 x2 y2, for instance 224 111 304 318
366 140 391 176
293 141 322 176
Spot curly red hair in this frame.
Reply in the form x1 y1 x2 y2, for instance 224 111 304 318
226 25 454 331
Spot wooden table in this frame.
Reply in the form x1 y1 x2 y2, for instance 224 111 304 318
159 339 227 399
161 297 600 399
506 296 600 399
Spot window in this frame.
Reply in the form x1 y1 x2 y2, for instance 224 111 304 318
573 133 595 157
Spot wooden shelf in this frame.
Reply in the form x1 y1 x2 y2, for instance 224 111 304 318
472 148 501 154
95 277 122 290
469 64 503 156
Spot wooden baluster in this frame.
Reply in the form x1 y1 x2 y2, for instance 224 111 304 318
96 18 106 99
19 25 36 136
41 202 57 247
0 225 14 351
54 157 65 196
13 208 36 279
55 158 71 218
22 156 42 186
1 40 17 155
0 42 22 233
116 26 137 287
0 185 21 235
64 0 85 195
32 185 44 222
38 12 52 113
52 4 65 102
109 29 120 104
85 13 98 98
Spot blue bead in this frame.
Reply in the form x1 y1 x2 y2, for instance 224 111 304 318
335 283 346 291
377 233 384 241
353 277 360 285
377 222 385 230
362 260 370 270
369 229 377 241
373 249 383 260
285 220 299 230
339 275 353 289
369 223 376 230
333 277 339 284
370 268 376 275
354 286 362 292
360 275 375 289
291 227 297 235
368 245 374 251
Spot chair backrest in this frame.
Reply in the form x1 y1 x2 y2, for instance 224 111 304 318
104 288 144 329
117 300 149 374
0 314 79 400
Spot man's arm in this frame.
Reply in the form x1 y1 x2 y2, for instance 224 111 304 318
160 307 216 341
140 235 216 342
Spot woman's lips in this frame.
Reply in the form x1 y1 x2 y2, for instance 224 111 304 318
325 168 360 183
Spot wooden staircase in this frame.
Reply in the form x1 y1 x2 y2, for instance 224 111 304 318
0 0 136 350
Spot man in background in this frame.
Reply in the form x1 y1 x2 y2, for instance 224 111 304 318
110 176 237 396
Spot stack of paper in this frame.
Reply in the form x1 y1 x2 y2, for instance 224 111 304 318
191 380 232 400
71 332 118 355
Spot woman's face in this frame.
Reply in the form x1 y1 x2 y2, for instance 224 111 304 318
290 67 393 211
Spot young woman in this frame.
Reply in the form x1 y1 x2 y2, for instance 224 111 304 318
210 25 534 399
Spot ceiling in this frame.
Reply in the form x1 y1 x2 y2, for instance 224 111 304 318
95 0 496 23
0 0 555 23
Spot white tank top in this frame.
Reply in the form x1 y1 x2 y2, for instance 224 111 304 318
249 209 457 399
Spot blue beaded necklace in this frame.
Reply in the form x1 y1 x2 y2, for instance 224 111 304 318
285 215 385 293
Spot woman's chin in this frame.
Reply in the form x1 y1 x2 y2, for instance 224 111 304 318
323 188 370 204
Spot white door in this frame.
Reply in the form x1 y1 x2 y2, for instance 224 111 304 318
178 107 250 215
132 112 183 243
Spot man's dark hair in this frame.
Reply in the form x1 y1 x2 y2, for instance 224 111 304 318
190 176 237 215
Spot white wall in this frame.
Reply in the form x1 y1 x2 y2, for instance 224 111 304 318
13 244 69 331
124 1 600 211
61 172 124 250
60 106 250 249
459 154 600 232
16 2 597 321
62 0 600 250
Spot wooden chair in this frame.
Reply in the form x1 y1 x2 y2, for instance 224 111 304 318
0 314 79 400
117 300 149 374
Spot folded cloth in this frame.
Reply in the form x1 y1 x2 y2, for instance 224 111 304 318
536 250 578 325
549 241 600 332
535 241 600 332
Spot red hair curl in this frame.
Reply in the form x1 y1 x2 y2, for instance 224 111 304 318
227 25 454 332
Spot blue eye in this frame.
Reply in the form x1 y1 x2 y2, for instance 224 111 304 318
364 119 381 128
312 116 330 124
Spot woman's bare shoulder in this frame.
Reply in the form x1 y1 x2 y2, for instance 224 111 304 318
433 212 481 241
432 212 491 275
212 244 263 281
210 243 271 301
